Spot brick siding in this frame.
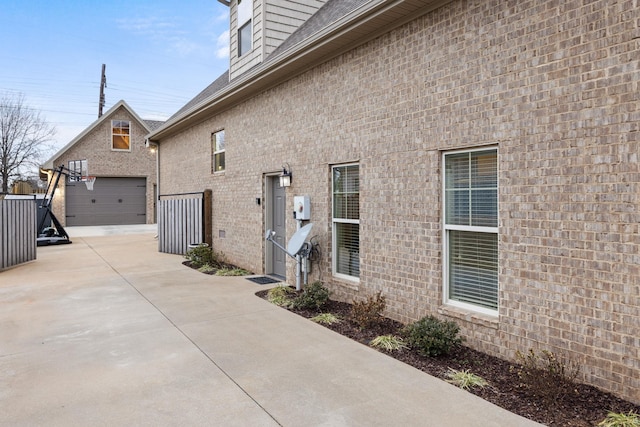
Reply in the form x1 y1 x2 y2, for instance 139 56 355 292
51 105 157 225
158 0 640 404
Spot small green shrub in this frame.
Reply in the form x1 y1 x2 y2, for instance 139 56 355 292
185 244 213 267
292 281 330 310
598 411 640 427
350 291 386 329
311 313 341 325
445 368 488 390
267 285 295 307
216 267 251 276
512 348 580 404
369 335 408 352
402 315 462 357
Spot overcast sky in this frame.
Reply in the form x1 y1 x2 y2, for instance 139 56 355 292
1 0 230 154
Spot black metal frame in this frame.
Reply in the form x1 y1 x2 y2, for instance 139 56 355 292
36 164 82 246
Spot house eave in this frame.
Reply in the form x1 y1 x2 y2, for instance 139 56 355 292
148 0 452 142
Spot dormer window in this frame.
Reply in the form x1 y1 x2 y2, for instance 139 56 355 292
237 0 252 56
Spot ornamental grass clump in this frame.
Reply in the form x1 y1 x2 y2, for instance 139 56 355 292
402 315 462 357
311 313 341 325
215 267 251 276
598 411 640 427
198 264 216 274
445 368 488 390
267 285 295 307
369 335 408 352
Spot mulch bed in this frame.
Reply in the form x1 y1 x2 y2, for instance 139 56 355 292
256 291 640 427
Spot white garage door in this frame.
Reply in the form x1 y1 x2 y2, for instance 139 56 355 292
66 177 147 226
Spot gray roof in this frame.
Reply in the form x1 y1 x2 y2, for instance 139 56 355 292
168 70 230 121
168 0 366 122
143 120 165 131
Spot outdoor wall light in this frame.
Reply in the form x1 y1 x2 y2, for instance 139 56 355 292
280 163 292 187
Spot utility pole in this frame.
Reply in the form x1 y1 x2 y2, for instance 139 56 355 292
98 64 106 118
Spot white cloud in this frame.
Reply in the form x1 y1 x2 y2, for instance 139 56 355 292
117 17 180 40
215 30 229 59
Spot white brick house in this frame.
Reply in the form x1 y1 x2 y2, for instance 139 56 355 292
148 0 640 404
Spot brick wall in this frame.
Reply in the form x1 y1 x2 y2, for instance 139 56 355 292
159 0 640 403
51 105 157 225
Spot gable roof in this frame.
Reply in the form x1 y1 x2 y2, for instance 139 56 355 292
148 0 451 142
43 100 163 170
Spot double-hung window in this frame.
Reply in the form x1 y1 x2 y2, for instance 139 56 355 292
332 164 360 280
443 148 498 314
111 120 130 150
212 130 225 173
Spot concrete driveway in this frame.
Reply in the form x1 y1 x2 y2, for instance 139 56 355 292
0 230 541 426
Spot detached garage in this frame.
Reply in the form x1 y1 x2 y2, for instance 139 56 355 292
66 177 147 226
41 100 160 227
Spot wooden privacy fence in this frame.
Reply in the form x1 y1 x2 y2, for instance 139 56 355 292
157 190 212 255
1 198 37 270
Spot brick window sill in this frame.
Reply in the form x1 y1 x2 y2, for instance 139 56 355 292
437 304 499 330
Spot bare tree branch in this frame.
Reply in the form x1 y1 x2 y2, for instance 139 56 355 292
0 92 56 193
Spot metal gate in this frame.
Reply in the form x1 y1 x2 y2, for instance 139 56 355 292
0 199 36 270
157 190 212 254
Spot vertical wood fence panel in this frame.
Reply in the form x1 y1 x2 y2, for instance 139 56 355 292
0 199 37 270
158 193 205 255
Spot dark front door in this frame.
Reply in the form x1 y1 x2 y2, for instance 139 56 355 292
268 176 286 278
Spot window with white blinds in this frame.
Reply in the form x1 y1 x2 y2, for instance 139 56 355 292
332 164 359 279
444 148 498 312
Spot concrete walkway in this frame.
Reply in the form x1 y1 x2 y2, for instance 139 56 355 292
0 230 542 426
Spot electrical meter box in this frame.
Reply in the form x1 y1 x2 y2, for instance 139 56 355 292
294 195 311 220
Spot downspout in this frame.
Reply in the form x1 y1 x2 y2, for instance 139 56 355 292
146 138 160 232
